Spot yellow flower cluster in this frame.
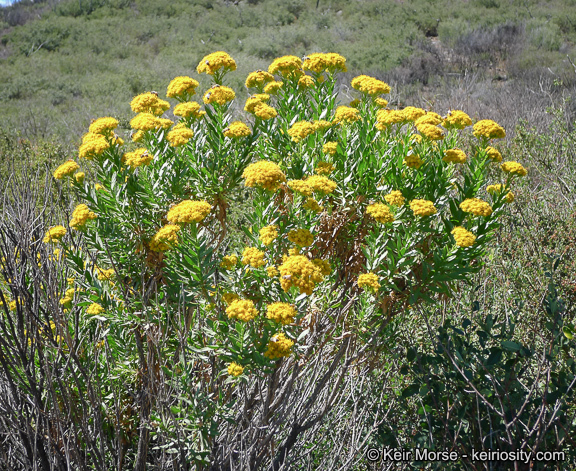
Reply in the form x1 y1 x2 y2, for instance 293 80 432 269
89 117 119 135
305 175 337 194
242 160 286 191
264 81 283 94
255 102 278 120
53 160 80 179
149 224 181 252
451 226 476 247
203 85 236 106
443 110 472 129
264 332 294 359
315 162 335 175
59 288 75 307
79 133 110 159
244 94 270 112
242 247 266 268
220 255 238 269
384 190 405 206
268 55 303 77
486 184 514 202
74 172 85 183
376 109 405 129
333 106 361 124
484 146 502 162
366 203 394 223
501 161 527 176
96 267 115 281
197 51 237 75
267 266 279 278
288 228 314 247
86 303 105 316
443 149 467 164
166 76 199 99
313 120 332 132
287 120 316 142
303 197 323 212
259 225 278 246
298 75 315 89
70 204 97 229
222 292 240 305
174 102 205 119
224 121 252 138
130 113 173 131
288 179 313 196
473 119 506 139
459 198 493 217
351 75 391 95
167 200 212 224
410 199 437 217
311 258 331 276
417 123 444 140
226 299 258 322
404 153 423 169
303 52 347 74
375 97 388 107
246 70 275 89
279 255 324 295
357 272 381 291
43 225 66 243
167 125 194 147
322 142 338 155
267 302 297 325
131 92 170 115
123 148 153 169
228 362 244 376
402 106 426 122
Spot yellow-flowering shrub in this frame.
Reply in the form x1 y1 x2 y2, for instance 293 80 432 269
166 200 212 224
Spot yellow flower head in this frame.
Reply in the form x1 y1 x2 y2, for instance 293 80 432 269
197 51 237 75
267 266 280 278
79 133 110 160
263 81 283 94
315 162 335 175
366 203 394 223
224 121 252 139
333 106 361 124
264 332 294 359
244 94 270 113
267 302 297 325
287 180 313 196
459 198 493 217
43 225 66 243
484 146 502 162
384 190 405 206
451 226 476 247
166 76 199 99
167 126 194 147
253 102 278 120
70 204 97 230
149 224 181 252
443 148 467 164
357 272 380 292
415 112 443 127
89 117 119 135
259 225 279 246
311 258 331 276
404 153 423 169
375 97 388 108
402 106 426 122
313 120 332 132
303 52 347 74
173 101 205 119
74 172 85 183
297 75 315 90
288 121 316 142
203 85 235 106
220 255 238 270
410 199 437 217
96 267 115 281
322 142 338 155
417 123 444 140
222 292 240 305
130 92 170 115
86 303 105 316
288 228 314 247
242 247 266 268
443 110 472 129
246 70 275 89
486 184 514 203
53 160 80 180
226 299 258 322
268 55 303 77
130 113 173 131
351 75 391 95
228 362 244 376
376 109 405 129
242 160 286 191
303 197 323 213
473 119 506 139
167 200 212 224
305 175 337 194
123 148 153 169
501 161 527 176
279 255 324 295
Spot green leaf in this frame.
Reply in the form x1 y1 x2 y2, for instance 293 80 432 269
501 340 522 352
563 326 574 340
